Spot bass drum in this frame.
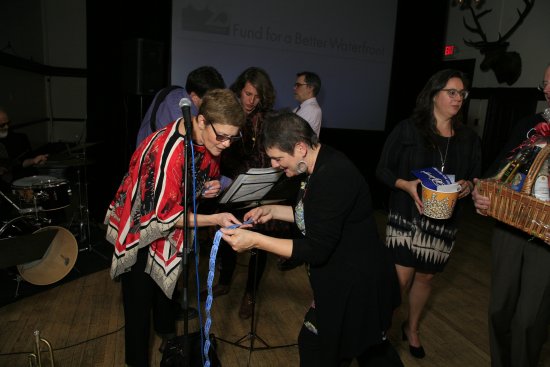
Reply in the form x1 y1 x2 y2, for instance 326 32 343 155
0 216 78 285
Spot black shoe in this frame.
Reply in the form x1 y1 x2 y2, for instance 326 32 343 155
277 257 304 271
158 332 176 353
401 322 425 359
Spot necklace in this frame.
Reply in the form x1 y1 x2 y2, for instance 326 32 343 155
437 136 451 172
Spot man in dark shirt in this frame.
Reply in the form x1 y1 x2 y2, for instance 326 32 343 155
135 66 225 146
0 107 48 187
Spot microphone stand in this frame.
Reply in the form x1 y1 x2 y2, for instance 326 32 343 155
179 111 193 367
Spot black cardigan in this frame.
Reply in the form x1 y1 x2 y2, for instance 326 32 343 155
291 145 400 365
376 119 482 223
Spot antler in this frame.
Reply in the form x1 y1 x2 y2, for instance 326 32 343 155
498 0 535 42
463 0 535 49
463 7 493 47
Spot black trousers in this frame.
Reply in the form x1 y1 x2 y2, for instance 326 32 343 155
489 224 550 367
121 248 176 367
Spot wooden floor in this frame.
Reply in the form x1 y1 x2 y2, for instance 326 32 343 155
0 203 549 367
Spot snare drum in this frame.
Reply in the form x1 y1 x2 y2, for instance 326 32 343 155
12 176 72 212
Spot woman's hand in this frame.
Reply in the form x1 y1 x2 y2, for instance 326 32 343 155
220 228 256 252
202 180 221 198
396 178 423 214
244 205 274 224
457 179 473 199
213 212 242 227
471 178 491 216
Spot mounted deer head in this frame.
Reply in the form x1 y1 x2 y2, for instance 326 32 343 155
460 0 535 85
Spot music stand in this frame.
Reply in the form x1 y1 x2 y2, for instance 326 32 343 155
214 172 301 365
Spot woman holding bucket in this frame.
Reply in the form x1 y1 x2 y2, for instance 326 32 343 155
376 69 481 359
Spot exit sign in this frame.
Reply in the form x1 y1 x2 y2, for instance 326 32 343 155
444 45 456 56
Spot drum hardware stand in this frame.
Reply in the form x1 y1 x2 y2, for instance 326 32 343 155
13 273 24 298
70 150 108 261
0 190 51 230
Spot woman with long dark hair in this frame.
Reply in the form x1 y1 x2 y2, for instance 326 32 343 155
208 67 285 319
376 69 482 359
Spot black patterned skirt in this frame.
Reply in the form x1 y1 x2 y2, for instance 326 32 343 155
385 211 458 273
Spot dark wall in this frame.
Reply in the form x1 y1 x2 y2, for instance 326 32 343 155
86 0 171 220
385 1 449 133
85 0 449 219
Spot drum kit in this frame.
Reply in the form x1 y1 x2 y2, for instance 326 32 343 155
0 145 99 296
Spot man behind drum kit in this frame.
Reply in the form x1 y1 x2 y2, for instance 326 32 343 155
0 106 48 189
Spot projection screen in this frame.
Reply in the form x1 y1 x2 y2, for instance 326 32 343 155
171 0 397 131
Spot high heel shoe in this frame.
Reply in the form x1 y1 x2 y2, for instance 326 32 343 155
401 321 425 359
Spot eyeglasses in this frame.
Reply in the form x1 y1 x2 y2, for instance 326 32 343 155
0 121 10 128
294 82 309 88
538 80 549 91
441 89 469 100
210 123 242 143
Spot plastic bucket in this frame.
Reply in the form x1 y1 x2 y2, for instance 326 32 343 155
421 184 459 219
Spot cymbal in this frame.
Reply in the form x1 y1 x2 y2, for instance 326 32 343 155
70 142 100 152
40 158 95 168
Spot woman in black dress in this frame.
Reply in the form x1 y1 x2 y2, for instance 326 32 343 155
376 69 481 359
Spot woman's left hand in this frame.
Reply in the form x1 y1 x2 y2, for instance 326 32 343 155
457 179 473 199
214 212 242 227
202 180 221 198
220 228 256 252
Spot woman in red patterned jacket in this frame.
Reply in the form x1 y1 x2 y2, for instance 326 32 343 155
105 89 245 367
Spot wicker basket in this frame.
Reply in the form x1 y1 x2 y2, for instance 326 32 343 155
477 144 550 242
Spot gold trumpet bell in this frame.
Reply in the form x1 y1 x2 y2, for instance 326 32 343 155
28 330 55 367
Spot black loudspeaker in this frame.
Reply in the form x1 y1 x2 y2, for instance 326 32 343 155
160 332 221 367
123 38 166 95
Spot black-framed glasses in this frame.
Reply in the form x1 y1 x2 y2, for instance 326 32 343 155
0 121 10 128
441 89 469 100
538 80 549 91
210 123 242 143
294 82 308 88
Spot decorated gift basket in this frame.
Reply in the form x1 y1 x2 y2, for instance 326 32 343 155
477 111 550 243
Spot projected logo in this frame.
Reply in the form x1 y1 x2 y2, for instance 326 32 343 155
180 5 230 35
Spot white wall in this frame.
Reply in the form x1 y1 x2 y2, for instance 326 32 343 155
445 0 550 87
445 0 550 136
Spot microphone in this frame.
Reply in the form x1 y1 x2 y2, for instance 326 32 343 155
179 97 193 138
